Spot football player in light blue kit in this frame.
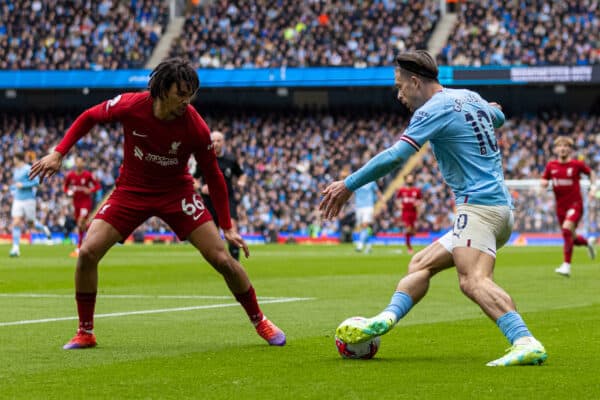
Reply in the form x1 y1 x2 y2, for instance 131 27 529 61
7 152 51 257
353 181 379 253
320 50 547 366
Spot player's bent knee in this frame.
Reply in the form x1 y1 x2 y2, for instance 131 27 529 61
77 245 102 265
208 251 237 275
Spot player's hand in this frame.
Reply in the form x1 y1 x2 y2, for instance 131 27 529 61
30 151 63 182
489 102 502 110
15 182 23 188
319 180 353 220
223 228 250 258
201 184 209 195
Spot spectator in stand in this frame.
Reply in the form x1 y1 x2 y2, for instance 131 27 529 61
439 1 600 66
1 110 598 242
0 0 169 70
171 0 439 68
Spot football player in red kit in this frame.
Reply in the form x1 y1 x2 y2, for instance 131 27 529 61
395 174 422 254
541 136 597 277
30 58 286 349
64 157 101 257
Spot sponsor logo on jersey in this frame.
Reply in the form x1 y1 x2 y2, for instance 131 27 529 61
145 153 179 166
553 178 574 187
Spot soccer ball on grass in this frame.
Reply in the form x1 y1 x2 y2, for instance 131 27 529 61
335 317 380 359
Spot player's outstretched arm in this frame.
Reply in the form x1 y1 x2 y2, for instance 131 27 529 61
223 228 250 258
29 151 63 182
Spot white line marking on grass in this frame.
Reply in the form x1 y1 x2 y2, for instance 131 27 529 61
0 294 285 300
0 297 314 327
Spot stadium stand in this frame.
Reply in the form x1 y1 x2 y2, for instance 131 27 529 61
0 0 169 70
170 0 440 68
438 0 600 66
1 110 598 239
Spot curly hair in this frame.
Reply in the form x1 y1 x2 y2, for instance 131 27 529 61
148 58 199 99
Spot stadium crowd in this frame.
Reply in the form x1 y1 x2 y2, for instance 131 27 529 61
1 110 598 240
2 0 598 70
0 0 169 70
439 0 600 66
171 0 440 68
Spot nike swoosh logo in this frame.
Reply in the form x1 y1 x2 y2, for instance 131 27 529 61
132 132 147 137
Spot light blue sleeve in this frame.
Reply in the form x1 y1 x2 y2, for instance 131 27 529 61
344 99 450 192
488 105 505 128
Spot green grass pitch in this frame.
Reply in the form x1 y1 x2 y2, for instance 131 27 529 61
1 244 599 399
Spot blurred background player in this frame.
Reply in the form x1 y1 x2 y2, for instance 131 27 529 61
193 130 246 261
353 180 380 253
395 174 422 254
64 157 101 257
6 152 51 257
29 58 285 350
541 136 596 277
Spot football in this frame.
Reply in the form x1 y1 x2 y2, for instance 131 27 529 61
335 317 381 359
335 335 380 359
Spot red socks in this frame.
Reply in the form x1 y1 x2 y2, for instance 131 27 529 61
234 286 263 325
405 233 412 250
562 228 574 263
574 235 588 246
76 292 96 331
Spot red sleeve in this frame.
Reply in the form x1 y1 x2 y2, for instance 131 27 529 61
416 188 422 199
542 163 552 180
63 173 71 193
578 161 592 176
55 93 129 156
88 172 101 193
191 113 232 230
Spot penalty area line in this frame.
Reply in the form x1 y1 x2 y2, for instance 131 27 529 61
0 297 314 327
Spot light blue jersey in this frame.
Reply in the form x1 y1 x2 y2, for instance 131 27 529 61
345 88 512 207
11 164 39 201
354 181 378 208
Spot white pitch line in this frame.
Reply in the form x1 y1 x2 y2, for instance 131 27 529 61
0 294 284 300
0 297 314 327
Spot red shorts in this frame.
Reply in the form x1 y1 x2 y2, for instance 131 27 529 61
94 186 213 241
74 199 93 221
402 212 417 228
557 204 582 226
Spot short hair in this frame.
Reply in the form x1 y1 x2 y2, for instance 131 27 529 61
396 50 439 82
553 136 574 147
148 58 199 99
13 152 24 161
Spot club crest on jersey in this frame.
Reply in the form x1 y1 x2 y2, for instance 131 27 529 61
169 141 181 155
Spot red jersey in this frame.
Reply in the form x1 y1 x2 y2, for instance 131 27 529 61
542 159 591 211
396 186 422 214
64 170 100 204
55 92 232 229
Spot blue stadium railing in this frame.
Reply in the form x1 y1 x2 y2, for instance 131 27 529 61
0 65 597 89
